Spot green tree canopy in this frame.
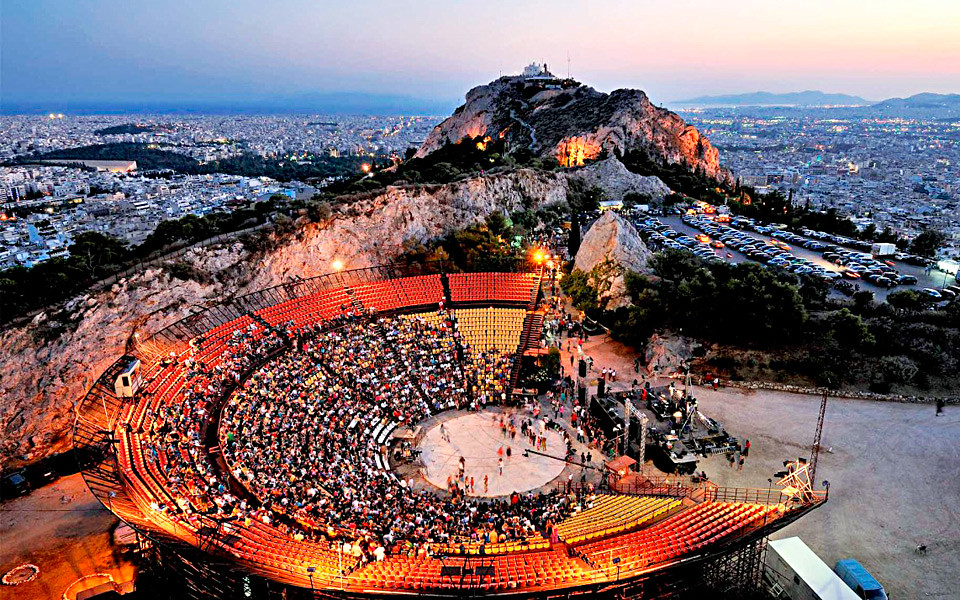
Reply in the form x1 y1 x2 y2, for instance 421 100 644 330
828 308 875 348
68 231 129 278
909 229 946 257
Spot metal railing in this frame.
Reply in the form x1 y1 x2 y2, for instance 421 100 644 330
560 476 827 508
133 259 538 364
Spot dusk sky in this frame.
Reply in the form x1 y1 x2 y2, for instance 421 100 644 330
3 0 960 110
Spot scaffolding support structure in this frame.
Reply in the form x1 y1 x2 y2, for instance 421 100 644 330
699 537 768 599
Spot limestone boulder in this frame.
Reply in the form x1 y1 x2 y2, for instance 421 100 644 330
573 211 653 309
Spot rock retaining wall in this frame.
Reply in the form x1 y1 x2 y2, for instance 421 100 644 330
722 380 958 405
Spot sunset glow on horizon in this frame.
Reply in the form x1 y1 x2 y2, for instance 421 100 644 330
3 0 959 108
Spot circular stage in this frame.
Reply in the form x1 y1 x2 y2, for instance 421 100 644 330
418 409 567 497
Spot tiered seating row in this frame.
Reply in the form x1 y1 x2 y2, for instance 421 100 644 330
131 359 184 429
454 307 527 352
228 520 357 586
256 288 350 329
200 315 254 347
448 272 540 304
399 311 447 328
348 549 592 592
351 275 443 312
556 495 681 544
577 502 782 573
196 316 265 368
430 535 549 556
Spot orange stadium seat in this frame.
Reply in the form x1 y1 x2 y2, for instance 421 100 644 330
555 495 682 544
575 501 783 574
448 272 540 304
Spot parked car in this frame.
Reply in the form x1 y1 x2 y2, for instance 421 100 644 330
1 470 30 499
875 277 897 288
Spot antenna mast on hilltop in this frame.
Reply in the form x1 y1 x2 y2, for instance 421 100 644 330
567 52 571 79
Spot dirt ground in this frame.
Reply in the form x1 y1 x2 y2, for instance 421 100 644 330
569 332 960 600
695 386 960 600
0 474 136 600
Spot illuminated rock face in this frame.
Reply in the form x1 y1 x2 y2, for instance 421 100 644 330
414 83 497 159
417 76 730 184
555 136 603 167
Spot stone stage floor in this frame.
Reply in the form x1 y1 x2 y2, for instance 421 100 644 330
418 409 567 498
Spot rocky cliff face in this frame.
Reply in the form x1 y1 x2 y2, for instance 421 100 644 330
567 157 671 202
573 211 653 310
0 169 568 469
416 77 729 183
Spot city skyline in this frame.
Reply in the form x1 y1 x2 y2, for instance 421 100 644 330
3 0 960 112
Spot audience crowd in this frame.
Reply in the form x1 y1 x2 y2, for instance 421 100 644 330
140 307 570 564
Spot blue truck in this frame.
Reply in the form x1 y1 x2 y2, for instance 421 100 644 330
834 559 888 600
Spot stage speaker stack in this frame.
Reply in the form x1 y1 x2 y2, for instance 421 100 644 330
578 359 587 378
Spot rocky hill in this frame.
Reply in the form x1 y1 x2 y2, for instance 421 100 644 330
416 76 729 183
567 156 670 202
574 211 653 310
0 169 567 469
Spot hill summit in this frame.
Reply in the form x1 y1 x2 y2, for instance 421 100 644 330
416 71 729 183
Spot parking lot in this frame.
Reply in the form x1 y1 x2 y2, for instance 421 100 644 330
643 213 955 303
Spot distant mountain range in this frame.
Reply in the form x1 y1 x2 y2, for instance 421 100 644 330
5 90 958 116
872 93 960 109
674 90 960 110
674 90 871 107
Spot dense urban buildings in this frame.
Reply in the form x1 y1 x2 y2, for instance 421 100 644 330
678 108 960 259
3 107 958 270
0 115 438 267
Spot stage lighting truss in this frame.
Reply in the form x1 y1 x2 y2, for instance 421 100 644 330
776 459 817 505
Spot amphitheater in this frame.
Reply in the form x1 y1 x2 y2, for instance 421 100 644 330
75 265 826 599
